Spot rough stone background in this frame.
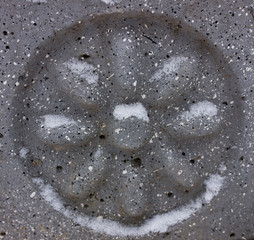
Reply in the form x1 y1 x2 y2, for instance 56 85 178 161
0 0 253 239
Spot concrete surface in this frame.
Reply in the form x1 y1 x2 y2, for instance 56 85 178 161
0 0 253 239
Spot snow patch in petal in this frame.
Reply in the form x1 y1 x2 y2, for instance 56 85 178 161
40 114 77 129
181 101 218 120
150 56 188 82
63 58 99 85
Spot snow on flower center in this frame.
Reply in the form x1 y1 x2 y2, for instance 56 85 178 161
113 102 149 122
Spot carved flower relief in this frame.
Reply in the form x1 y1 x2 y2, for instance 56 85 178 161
15 17 237 226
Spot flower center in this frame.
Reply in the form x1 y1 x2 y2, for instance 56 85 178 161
112 102 151 150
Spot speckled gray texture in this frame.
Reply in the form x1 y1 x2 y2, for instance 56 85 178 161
0 0 253 239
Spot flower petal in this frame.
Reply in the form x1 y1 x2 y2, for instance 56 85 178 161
148 55 199 103
56 58 101 108
66 146 110 199
107 30 142 94
166 101 221 138
36 114 97 146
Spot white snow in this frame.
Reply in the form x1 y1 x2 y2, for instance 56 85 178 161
203 174 225 203
63 58 99 85
19 147 29 159
115 128 121 134
30 192 36 198
33 172 225 237
150 56 188 82
218 164 227 174
113 102 149 122
40 114 77 129
101 0 122 5
94 147 102 160
180 101 218 120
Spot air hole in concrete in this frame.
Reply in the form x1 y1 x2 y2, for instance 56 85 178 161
56 166 63 172
79 54 90 60
99 135 106 139
167 192 173 198
131 158 142 168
